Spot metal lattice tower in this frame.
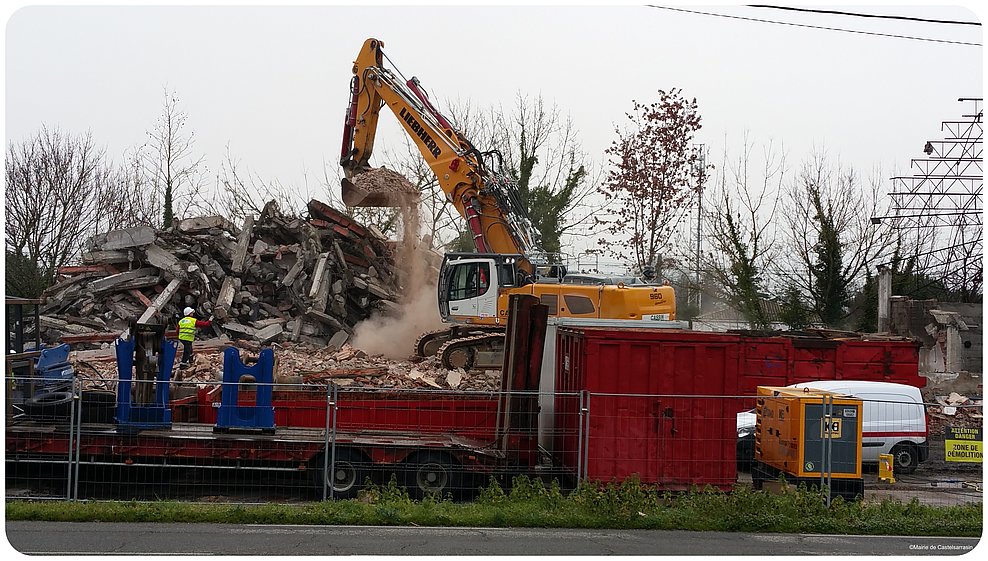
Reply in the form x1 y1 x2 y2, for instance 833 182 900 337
885 97 983 300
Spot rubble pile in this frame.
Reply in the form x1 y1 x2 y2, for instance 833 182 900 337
39 199 408 349
72 341 502 393
924 391 984 434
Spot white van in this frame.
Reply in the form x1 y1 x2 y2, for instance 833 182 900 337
737 380 929 474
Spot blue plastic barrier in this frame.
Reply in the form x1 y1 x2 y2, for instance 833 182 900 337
33 343 74 393
114 335 177 430
214 347 276 433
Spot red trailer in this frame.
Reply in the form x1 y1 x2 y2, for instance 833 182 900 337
6 387 507 500
5 295 549 501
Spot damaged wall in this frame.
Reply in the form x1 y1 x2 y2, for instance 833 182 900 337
890 297 982 395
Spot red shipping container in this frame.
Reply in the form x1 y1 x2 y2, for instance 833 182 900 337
555 327 742 490
553 327 923 490
738 336 922 394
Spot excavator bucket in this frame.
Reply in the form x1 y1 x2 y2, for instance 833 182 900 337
342 167 419 207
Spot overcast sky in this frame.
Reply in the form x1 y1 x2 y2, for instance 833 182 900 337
3 2 984 267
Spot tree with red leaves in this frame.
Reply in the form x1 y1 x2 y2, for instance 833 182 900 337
594 89 704 278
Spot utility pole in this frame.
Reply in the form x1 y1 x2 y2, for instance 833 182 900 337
694 144 706 318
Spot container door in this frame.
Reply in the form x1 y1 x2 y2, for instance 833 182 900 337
653 343 734 487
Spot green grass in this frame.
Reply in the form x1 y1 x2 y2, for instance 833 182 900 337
5 476 982 537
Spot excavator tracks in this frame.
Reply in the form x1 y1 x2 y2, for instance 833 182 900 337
414 329 455 358
436 333 505 371
413 326 504 359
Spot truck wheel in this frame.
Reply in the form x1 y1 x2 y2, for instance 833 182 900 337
23 391 74 421
890 443 919 475
403 452 460 500
313 448 369 500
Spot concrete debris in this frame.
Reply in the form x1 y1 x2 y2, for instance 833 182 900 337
946 392 970 406
446 369 462 388
70 341 503 393
922 388 983 436
39 200 403 347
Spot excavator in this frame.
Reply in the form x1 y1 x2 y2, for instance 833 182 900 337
340 38 676 370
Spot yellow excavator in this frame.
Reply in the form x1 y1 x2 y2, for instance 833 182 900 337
340 38 676 369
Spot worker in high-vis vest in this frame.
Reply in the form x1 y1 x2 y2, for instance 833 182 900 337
178 306 212 367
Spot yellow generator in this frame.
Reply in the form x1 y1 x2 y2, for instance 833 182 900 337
751 386 864 501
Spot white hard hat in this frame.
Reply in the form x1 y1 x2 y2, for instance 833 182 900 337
183 307 195 316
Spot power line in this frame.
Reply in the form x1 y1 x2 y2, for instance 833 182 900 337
647 5 982 47
748 5 981 26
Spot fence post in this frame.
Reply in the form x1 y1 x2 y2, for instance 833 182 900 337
67 376 80 501
327 384 339 500
820 393 833 507
581 391 591 482
576 391 584 484
328 384 336 501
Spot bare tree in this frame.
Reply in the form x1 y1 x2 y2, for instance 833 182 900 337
703 134 784 328
595 89 703 274
142 88 206 227
100 148 163 230
778 151 893 326
5 127 116 295
210 147 315 223
484 92 603 257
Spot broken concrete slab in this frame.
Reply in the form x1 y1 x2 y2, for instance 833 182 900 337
81 250 132 264
281 251 305 287
222 322 257 338
327 330 350 351
88 268 158 293
144 244 187 279
98 226 157 251
231 216 255 274
176 215 238 236
137 278 183 324
254 323 284 344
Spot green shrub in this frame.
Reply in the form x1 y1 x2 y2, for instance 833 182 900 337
5 476 982 537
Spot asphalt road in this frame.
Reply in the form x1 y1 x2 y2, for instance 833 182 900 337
4 522 982 556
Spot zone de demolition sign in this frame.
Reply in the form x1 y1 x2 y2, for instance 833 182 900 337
945 427 983 463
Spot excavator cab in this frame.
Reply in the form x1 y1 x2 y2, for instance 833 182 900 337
438 253 525 323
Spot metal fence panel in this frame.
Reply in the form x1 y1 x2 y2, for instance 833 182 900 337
5 372 982 506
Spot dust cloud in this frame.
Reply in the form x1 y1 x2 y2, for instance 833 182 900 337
351 190 445 359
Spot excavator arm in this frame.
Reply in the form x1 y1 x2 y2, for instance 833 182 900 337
340 38 538 274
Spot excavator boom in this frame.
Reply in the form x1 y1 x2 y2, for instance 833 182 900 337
341 38 537 272
338 38 677 369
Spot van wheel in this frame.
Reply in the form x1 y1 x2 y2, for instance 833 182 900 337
736 435 755 471
890 443 919 474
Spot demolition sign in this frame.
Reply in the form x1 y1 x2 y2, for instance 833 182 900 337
945 427 983 463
